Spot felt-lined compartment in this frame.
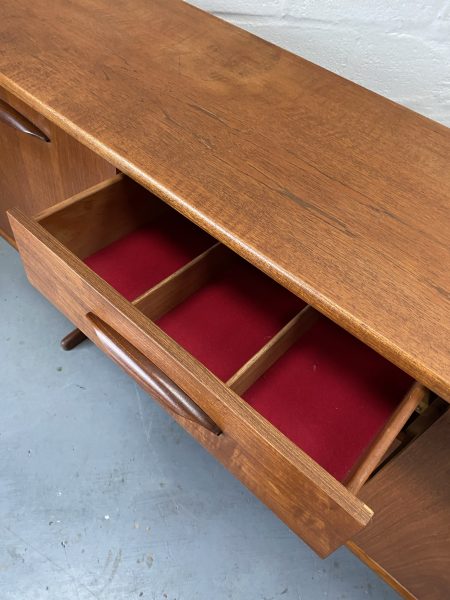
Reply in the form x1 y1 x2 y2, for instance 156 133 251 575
84 211 214 301
243 317 413 481
82 215 413 483
156 259 305 381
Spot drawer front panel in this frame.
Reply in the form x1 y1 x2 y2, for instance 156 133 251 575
9 208 373 557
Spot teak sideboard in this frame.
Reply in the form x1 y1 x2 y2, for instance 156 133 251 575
1 1 449 598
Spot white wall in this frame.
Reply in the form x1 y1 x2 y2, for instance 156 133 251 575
188 0 450 126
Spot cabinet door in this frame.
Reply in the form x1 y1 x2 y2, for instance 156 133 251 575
351 410 450 600
0 86 115 242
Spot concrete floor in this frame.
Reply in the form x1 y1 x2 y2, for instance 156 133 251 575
0 238 399 600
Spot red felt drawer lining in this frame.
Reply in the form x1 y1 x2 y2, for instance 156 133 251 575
156 260 305 381
84 211 214 301
84 220 412 482
243 318 413 481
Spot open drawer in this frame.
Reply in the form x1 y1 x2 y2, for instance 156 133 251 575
8 174 428 557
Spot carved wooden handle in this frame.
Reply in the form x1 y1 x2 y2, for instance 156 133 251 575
86 313 222 435
0 98 50 142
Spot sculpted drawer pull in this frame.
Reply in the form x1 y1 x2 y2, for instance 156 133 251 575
0 98 50 142
86 313 222 436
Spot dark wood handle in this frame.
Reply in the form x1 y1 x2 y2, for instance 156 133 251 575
0 98 50 142
86 313 222 435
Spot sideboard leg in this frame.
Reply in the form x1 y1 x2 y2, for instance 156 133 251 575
61 328 87 351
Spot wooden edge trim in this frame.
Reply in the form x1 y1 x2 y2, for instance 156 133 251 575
347 542 416 600
227 304 320 395
35 173 125 222
344 382 429 495
134 243 234 320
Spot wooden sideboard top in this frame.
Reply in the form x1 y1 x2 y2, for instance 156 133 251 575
1 0 449 400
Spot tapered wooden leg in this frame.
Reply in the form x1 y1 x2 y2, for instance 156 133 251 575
60 328 87 350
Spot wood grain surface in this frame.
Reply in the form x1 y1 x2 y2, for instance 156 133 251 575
37 175 166 259
347 543 415 600
0 0 448 400
9 208 374 558
1 0 448 400
0 86 115 239
351 410 450 599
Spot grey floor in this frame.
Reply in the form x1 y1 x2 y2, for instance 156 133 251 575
0 238 399 600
